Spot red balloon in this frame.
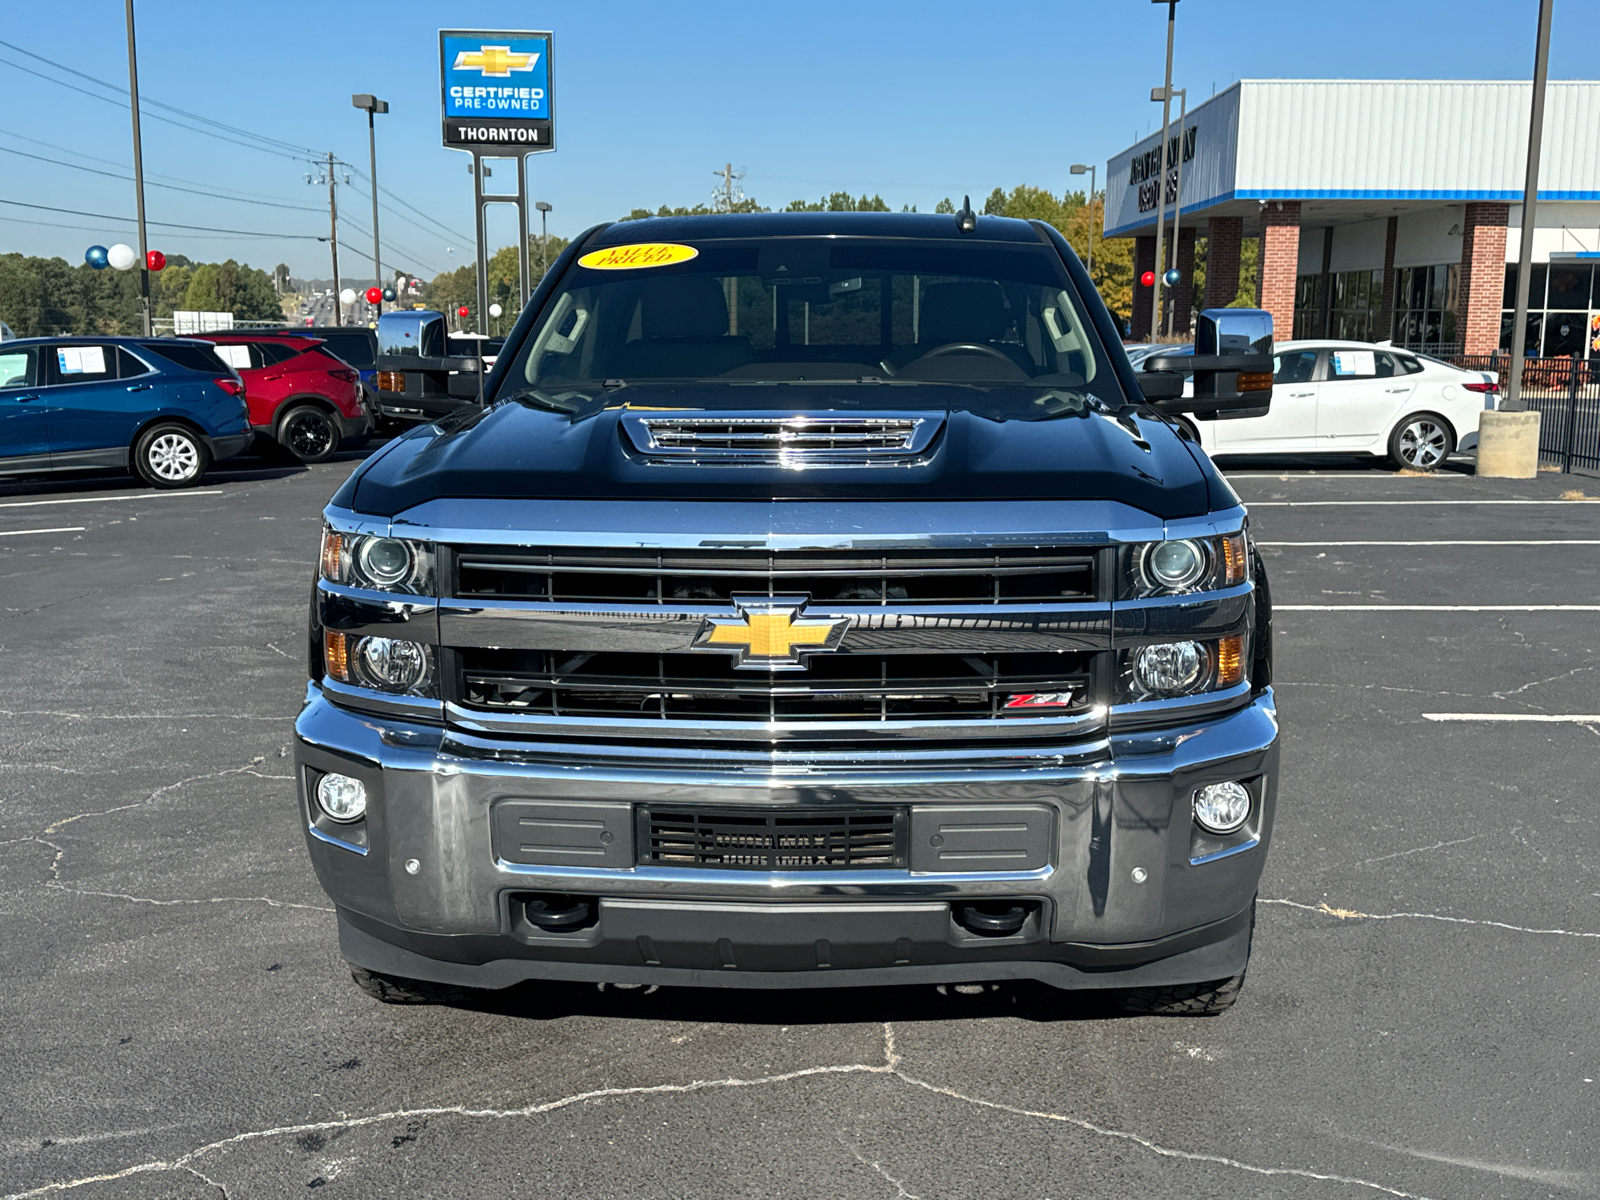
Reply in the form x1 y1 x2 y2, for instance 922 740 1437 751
1140 270 1156 287
145 250 166 272
457 305 470 318
365 286 383 305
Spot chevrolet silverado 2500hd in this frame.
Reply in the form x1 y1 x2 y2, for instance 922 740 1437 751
297 210 1278 1014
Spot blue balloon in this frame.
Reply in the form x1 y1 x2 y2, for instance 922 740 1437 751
1163 267 1182 286
85 245 109 269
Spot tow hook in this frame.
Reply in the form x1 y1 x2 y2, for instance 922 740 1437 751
953 901 1029 937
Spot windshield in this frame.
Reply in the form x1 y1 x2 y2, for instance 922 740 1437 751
503 237 1118 405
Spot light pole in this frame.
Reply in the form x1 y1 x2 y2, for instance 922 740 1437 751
352 94 388 317
1069 163 1096 283
123 0 151 336
1166 87 1188 338
1506 0 1554 412
535 200 552 282
1149 0 1180 342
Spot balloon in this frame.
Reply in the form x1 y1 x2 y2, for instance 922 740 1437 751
339 288 357 306
146 250 166 272
107 243 137 270
1140 270 1155 287
1163 268 1182 286
381 286 396 302
85 245 109 269
457 305 470 318
488 303 503 318
365 286 383 305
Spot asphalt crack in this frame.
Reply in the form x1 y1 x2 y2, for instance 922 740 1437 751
1261 897 1600 939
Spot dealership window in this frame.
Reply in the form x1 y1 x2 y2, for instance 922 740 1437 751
1502 263 1597 358
1292 275 1319 339
1392 264 1458 351
1292 269 1385 341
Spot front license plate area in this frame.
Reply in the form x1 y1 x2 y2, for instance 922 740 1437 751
637 805 907 871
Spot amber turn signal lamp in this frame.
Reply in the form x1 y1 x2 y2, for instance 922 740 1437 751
320 530 343 580
324 630 349 683
1221 532 1248 586
1216 634 1246 688
1237 371 1273 392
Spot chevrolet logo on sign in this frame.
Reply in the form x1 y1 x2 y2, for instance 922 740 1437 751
693 595 849 670
452 46 539 77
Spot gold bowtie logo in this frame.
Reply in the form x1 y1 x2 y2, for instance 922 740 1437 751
694 595 849 670
452 45 537 77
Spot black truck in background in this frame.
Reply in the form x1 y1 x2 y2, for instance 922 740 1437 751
371 310 503 428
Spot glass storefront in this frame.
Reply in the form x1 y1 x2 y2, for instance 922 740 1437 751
1502 262 1599 358
1393 264 1458 350
1292 269 1385 341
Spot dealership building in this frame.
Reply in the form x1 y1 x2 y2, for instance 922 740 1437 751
1103 80 1600 357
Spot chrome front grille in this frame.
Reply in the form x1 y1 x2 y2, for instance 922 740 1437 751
621 411 943 465
441 543 1111 744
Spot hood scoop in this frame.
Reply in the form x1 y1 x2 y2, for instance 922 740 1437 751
621 411 945 467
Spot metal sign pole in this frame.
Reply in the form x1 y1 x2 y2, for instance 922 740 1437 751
473 153 490 335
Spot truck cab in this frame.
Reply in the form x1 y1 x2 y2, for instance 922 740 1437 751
297 211 1278 1014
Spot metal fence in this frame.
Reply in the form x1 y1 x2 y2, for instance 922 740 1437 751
1450 352 1600 473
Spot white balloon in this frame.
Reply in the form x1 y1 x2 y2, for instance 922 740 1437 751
339 288 357 306
488 303 503 318
107 243 137 270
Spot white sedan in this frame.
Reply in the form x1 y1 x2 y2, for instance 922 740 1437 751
1183 340 1500 470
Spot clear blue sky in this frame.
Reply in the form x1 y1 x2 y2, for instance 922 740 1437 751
2 0 1597 281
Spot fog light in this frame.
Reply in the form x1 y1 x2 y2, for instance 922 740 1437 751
317 773 367 822
354 637 429 691
1193 781 1251 834
1133 641 1205 695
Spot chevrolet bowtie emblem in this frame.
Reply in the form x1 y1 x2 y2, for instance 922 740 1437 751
693 594 849 670
452 45 538 77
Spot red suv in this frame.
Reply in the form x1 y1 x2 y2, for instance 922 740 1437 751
193 334 372 462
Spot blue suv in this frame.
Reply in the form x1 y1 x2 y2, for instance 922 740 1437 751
0 336 252 488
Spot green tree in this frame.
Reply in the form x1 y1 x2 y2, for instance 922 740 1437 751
979 184 1135 325
783 192 890 213
181 259 280 320
934 197 955 214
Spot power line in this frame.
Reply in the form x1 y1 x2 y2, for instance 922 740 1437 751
338 159 471 244
0 143 324 212
0 212 302 242
0 36 318 158
0 197 323 239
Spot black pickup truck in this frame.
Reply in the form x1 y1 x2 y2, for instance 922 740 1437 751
297 211 1279 1014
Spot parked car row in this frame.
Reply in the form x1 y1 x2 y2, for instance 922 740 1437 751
1136 338 1500 471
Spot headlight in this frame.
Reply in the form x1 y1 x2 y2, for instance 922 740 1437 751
1125 532 1248 597
321 527 434 595
1122 635 1246 701
323 631 435 696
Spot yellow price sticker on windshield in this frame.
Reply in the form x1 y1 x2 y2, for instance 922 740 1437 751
578 243 699 270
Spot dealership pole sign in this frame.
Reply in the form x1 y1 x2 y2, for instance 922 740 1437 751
439 29 555 150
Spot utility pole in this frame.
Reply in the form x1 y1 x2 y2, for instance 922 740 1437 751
1166 87 1188 338
123 0 151 336
1506 0 1555 412
325 151 342 326
1070 163 1097 283
352 95 388 318
1149 0 1179 342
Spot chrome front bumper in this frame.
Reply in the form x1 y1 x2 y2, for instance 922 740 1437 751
294 684 1279 991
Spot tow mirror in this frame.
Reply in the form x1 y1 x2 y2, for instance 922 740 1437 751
1140 308 1274 418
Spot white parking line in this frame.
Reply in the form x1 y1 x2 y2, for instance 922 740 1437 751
1277 604 1600 611
1262 540 1600 546
1423 713 1600 723
0 490 224 510
0 526 84 537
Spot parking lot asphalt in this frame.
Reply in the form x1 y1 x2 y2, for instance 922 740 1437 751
2 451 1597 1200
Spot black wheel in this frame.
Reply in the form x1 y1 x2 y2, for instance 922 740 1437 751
279 405 341 463
133 422 210 488
1388 412 1454 471
1113 899 1253 1016
349 966 473 1006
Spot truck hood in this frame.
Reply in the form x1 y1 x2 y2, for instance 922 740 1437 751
347 385 1218 520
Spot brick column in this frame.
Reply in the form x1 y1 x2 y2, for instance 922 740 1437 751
1316 226 1334 337
1204 216 1242 310
1458 202 1509 356
1377 216 1399 341
1259 201 1301 339
1170 225 1197 336
1132 235 1156 337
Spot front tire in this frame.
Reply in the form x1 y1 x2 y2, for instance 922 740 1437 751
349 966 473 1006
279 405 340 463
1113 898 1253 1016
1389 412 1454 471
133 422 209 488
